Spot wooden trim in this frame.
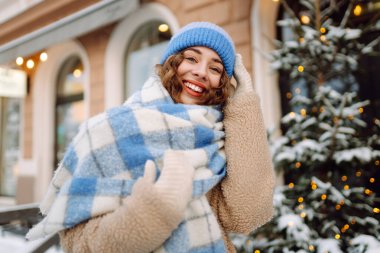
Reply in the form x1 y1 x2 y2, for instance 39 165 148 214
0 0 101 46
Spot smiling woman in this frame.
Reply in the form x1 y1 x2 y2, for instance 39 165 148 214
30 21 275 253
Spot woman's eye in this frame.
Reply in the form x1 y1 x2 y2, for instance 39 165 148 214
210 67 222 74
185 57 197 63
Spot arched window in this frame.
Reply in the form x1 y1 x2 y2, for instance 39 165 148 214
55 56 85 166
0 97 21 196
124 20 172 98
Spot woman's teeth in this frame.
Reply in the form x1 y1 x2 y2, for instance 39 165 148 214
184 82 204 93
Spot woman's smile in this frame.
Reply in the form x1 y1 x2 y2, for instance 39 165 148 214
182 80 206 97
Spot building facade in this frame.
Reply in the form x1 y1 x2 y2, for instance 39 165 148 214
0 0 283 205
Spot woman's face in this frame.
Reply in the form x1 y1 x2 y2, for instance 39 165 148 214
177 46 224 105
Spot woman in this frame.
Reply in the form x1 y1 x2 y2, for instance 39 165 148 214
28 22 275 253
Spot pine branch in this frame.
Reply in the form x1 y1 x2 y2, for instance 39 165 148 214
325 94 347 161
280 0 303 36
340 0 355 28
361 37 380 54
321 0 346 17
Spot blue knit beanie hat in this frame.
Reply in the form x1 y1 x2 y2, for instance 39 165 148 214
160 22 236 78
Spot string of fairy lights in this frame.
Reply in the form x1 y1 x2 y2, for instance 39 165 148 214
14 51 83 79
15 51 48 70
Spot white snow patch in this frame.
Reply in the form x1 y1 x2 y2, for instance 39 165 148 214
316 238 343 253
350 235 380 253
0 232 62 253
333 147 372 164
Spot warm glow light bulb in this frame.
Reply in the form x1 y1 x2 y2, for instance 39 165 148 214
158 24 169 33
26 59 35 69
300 15 310 24
40 52 48 62
16 57 24 66
73 69 82 78
353 5 362 16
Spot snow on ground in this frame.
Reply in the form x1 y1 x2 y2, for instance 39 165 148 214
0 231 62 253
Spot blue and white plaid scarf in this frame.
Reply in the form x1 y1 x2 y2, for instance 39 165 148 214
27 75 227 252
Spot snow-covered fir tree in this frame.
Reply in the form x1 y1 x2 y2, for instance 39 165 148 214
232 0 380 252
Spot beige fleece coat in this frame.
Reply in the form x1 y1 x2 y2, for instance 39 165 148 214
59 91 275 253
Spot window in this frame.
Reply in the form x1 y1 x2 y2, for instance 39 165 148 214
0 98 21 196
124 20 172 98
55 56 85 166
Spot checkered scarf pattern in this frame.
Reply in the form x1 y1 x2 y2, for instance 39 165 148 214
27 75 227 252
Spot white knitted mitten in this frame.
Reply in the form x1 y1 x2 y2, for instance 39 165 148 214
142 150 195 215
233 54 253 98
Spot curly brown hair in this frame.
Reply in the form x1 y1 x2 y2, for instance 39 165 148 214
156 50 232 106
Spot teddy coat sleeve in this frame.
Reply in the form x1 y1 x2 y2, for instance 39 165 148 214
59 91 275 253
59 177 183 253
208 91 275 235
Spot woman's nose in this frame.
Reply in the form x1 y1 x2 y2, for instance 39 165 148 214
192 64 207 80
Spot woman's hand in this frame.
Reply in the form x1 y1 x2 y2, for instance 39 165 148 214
142 150 195 215
60 150 196 253
232 54 253 98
